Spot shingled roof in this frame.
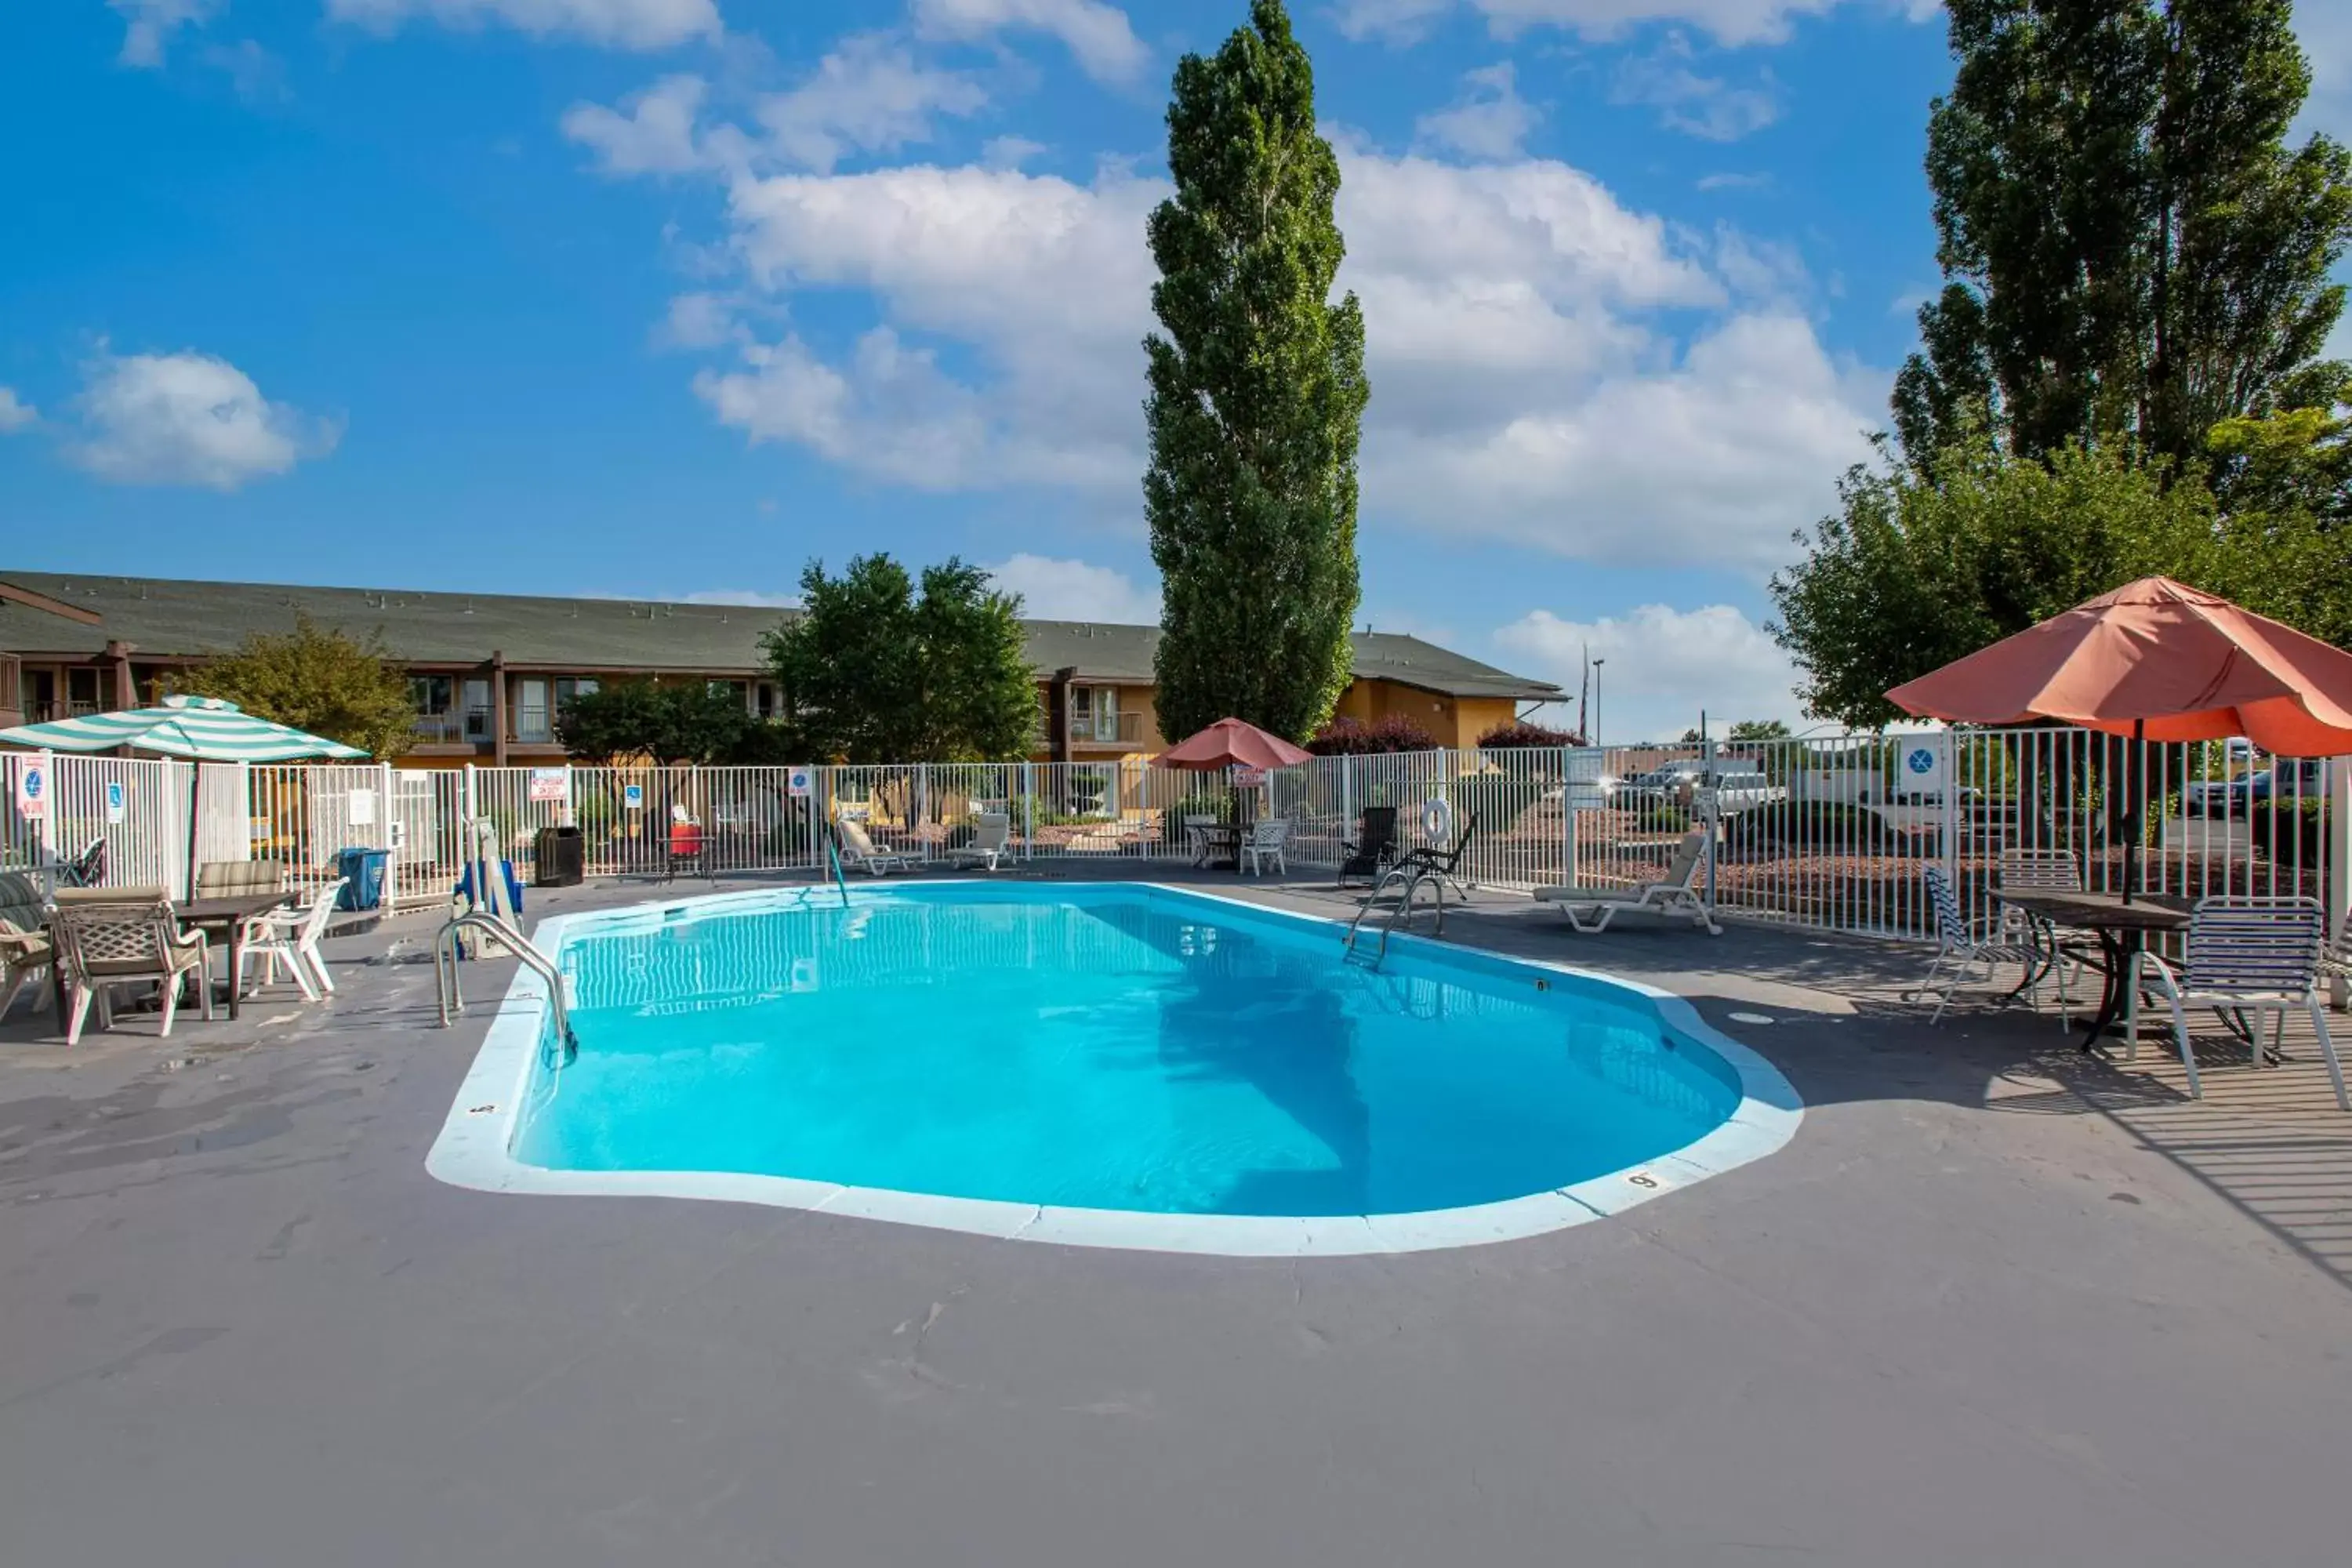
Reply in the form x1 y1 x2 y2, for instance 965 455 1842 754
0 570 1562 702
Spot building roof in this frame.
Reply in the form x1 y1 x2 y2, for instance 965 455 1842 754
0 570 1562 702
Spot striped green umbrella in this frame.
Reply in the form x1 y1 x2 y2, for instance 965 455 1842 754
0 695 366 762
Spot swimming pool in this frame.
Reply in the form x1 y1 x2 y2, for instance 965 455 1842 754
427 883 1800 1255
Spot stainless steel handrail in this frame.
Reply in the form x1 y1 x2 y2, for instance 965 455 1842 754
1343 862 1449 968
434 909 578 1062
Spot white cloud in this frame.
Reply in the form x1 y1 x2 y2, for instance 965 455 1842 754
325 0 721 51
111 0 217 67
201 40 291 103
910 0 1149 84
66 350 339 491
598 100 1876 572
985 554 1160 623
1494 602 1806 742
1696 170 1773 192
982 134 1047 168
655 290 742 349
563 74 712 175
2297 9 2351 136
1415 63 1541 161
1611 34 1781 141
0 388 36 433
677 589 800 607
1334 0 1855 50
755 33 989 172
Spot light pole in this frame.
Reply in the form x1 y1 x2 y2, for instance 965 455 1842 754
1591 659 1606 749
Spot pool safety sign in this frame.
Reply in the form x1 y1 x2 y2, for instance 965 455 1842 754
622 783 644 811
1902 735 1951 795
788 766 813 799
528 768 570 804
104 780 126 824
10 758 45 819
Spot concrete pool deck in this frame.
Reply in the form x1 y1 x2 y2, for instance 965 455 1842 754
3 867 2349 1566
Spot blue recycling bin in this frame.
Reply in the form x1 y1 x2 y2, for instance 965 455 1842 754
456 858 524 917
334 848 392 911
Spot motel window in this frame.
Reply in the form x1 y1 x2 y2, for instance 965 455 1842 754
410 675 453 714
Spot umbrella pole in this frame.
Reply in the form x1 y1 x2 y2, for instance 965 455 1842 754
2122 719 2145 905
186 764 202 903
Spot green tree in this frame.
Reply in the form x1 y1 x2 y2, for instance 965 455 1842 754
1728 720 1793 741
1144 0 1368 742
177 612 416 759
1768 437 2234 726
554 680 762 765
1894 1 2352 468
764 554 1036 764
2204 377 2352 526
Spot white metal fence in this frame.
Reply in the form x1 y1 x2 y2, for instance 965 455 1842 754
4 728 2345 949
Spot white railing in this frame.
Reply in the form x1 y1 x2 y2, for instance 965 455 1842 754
5 727 2344 952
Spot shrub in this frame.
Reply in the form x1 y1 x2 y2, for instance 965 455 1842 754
1632 800 1691 833
2250 796 2327 863
1476 719 1584 749
1306 713 1438 756
1723 802 1889 853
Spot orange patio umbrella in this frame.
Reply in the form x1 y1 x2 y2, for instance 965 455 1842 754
1886 576 2352 898
1157 717 1314 771
1886 577 2352 755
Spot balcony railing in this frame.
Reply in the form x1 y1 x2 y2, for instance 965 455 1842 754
412 706 497 746
1070 712 1145 746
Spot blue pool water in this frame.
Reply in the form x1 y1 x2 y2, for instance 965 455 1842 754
512 885 1744 1219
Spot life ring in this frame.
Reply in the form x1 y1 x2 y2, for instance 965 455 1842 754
1419 797 1454 844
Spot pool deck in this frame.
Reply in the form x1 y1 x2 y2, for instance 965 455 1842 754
3 866 2349 1567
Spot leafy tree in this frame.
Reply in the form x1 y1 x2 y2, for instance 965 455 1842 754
1768 437 2235 726
764 554 1036 764
176 612 415 759
554 680 762 766
1728 719 1793 741
2204 377 2352 527
1894 1 2352 468
1144 0 1368 742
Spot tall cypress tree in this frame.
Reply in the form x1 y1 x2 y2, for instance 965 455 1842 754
1143 0 1368 742
1893 0 2352 469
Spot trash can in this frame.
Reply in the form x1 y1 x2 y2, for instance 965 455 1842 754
334 847 392 912
456 858 524 916
535 825 585 887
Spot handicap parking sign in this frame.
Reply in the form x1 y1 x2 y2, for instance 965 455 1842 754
104 780 126 823
622 783 644 811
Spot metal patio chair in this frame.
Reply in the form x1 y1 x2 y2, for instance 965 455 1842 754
2138 896 2349 1109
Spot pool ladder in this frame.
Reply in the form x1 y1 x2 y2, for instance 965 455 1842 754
433 909 579 1063
1341 862 1451 969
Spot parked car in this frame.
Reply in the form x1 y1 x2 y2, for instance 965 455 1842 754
1619 763 1787 815
2187 758 2328 817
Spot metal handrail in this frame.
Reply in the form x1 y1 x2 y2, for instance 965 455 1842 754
1343 861 1450 968
434 908 578 1062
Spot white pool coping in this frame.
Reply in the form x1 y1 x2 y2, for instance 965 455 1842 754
425 880 1804 1257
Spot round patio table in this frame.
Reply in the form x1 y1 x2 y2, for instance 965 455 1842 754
1994 890 2190 1053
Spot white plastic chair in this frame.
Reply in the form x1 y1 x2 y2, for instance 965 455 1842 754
1911 865 2037 1023
947 813 1011 872
834 816 909 876
236 878 347 1002
1240 818 1288 877
2138 896 2349 1109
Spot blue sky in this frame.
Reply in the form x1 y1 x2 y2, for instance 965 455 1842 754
3 1 2347 739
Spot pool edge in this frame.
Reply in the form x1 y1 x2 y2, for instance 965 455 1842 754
423 880 1804 1258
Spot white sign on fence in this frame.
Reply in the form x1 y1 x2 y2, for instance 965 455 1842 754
11 759 45 820
528 768 570 804
104 779 126 824
623 782 644 811
1897 734 1951 797
348 788 376 826
787 767 812 799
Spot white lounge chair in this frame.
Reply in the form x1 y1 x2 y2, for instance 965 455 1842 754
947 813 1011 871
2138 896 2349 1109
835 816 910 876
1240 818 1288 877
235 878 347 1001
1535 831 1719 935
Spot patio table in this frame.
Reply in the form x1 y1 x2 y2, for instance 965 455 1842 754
176 892 299 1021
1994 890 2190 1053
1192 826 1242 871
